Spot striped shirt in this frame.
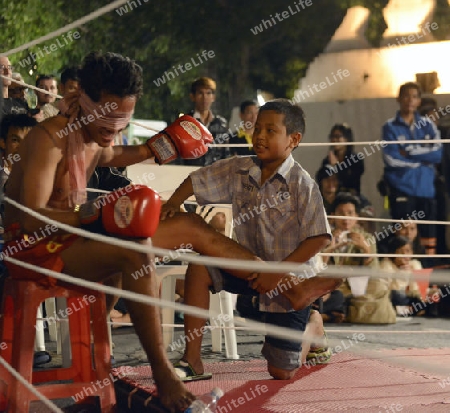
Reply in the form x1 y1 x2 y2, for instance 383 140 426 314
190 155 331 312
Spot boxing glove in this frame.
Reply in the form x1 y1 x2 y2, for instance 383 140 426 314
78 185 161 238
146 115 214 164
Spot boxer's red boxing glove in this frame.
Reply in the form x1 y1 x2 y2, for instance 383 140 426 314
78 185 161 238
146 115 214 164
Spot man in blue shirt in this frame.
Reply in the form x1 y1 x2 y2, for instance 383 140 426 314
382 82 442 255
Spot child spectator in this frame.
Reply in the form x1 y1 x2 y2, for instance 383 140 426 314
380 236 425 316
322 192 376 267
321 193 395 323
161 99 342 380
0 114 37 210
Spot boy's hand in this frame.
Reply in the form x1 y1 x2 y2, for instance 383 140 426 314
248 272 284 294
160 202 180 220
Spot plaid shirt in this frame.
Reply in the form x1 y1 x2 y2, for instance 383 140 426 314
190 155 331 312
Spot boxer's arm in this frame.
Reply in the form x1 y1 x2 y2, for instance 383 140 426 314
20 127 80 233
97 143 154 168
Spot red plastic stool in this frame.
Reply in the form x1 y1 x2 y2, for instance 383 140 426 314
0 276 116 412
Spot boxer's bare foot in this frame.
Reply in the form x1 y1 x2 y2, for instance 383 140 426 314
174 357 206 379
282 276 343 311
154 369 195 412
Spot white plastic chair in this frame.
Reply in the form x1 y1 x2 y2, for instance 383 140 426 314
158 263 239 359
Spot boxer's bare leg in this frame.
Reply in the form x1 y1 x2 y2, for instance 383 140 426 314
153 212 259 278
154 213 342 309
61 237 195 412
103 273 122 313
281 275 343 311
178 264 212 376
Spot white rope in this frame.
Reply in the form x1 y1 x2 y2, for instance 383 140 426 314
325 329 450 334
130 120 160 133
330 215 450 225
0 356 63 413
0 0 131 57
208 139 446 147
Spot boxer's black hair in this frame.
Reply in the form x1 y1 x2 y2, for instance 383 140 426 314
258 99 305 135
79 51 143 102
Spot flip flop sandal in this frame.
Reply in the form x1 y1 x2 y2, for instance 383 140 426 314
173 360 212 382
306 330 332 364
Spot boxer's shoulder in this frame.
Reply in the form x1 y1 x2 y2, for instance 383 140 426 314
32 115 70 148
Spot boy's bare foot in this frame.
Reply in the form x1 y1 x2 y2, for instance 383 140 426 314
282 276 343 311
154 370 196 412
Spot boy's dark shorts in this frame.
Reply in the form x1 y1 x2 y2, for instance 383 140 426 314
207 267 310 371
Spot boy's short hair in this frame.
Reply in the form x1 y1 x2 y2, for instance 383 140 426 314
0 114 37 140
258 98 305 135
398 82 422 98
35 74 56 87
78 51 143 102
331 192 361 214
240 100 257 113
60 66 80 85
190 77 216 95
387 235 410 255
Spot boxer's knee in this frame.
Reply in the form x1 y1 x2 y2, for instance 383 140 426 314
267 364 297 380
